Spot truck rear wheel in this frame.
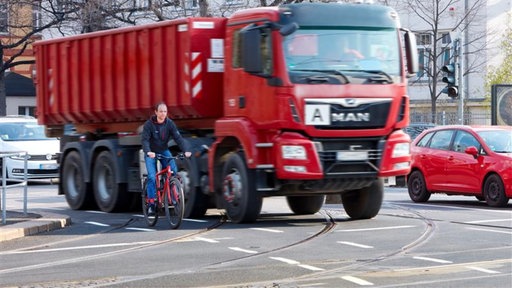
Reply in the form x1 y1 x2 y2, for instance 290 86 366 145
62 151 94 210
286 195 325 215
342 179 383 219
93 151 124 212
222 152 262 223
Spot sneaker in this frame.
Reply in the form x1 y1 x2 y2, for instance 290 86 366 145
147 203 155 216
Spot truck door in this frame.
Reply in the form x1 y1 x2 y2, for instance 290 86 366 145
225 24 278 124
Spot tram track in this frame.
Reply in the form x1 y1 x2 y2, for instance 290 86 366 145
1 200 509 287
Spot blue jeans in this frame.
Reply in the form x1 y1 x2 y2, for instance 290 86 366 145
144 150 178 200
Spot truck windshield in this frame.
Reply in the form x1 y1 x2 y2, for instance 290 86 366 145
283 28 400 81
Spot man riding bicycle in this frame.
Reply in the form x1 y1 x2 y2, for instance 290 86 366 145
141 102 192 216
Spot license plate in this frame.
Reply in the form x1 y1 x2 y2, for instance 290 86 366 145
40 164 59 170
337 151 368 161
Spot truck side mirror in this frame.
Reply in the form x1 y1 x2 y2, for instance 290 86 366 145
240 27 263 74
403 29 419 78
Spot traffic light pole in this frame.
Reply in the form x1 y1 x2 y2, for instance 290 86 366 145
454 38 464 124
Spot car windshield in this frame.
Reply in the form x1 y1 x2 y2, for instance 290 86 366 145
477 130 512 153
283 28 400 81
0 122 52 141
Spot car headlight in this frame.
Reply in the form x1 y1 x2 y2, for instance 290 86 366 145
9 153 29 160
282 145 307 160
392 143 410 158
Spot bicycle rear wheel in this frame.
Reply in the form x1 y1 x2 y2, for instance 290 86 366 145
164 178 185 229
142 178 158 227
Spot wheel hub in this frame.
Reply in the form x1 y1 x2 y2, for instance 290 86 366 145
223 172 241 204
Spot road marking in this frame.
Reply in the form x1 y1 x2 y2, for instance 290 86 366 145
466 266 500 274
270 257 324 271
270 257 300 265
341 275 374 286
85 210 107 214
125 227 156 232
184 218 208 223
337 241 373 249
229 247 258 254
194 237 219 243
1 242 158 254
405 202 512 214
465 218 512 224
413 256 453 264
250 227 283 233
84 221 110 227
336 225 415 232
298 264 325 271
467 227 512 235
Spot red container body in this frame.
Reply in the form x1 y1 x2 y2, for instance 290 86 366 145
34 17 226 133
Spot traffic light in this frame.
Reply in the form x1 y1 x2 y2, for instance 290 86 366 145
441 63 458 98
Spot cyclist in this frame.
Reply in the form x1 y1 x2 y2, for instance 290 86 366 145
141 102 192 216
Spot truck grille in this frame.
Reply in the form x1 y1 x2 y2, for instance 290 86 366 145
314 137 383 177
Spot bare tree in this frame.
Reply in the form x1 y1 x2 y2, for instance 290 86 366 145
391 0 487 124
0 0 77 116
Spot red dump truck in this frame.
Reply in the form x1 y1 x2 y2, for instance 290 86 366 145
34 3 418 223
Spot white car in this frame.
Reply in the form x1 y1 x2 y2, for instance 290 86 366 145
0 116 59 180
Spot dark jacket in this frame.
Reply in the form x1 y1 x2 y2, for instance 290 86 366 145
141 116 189 154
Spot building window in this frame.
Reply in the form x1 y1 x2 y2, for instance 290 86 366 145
415 31 453 81
0 3 8 33
18 106 36 117
440 32 451 45
417 48 431 78
185 0 198 10
417 33 432 45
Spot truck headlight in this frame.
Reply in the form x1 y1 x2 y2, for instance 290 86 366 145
282 145 307 160
392 143 410 158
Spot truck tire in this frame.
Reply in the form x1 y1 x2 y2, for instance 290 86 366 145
342 179 383 219
176 157 208 218
286 195 325 215
93 151 124 212
62 151 94 210
222 152 262 223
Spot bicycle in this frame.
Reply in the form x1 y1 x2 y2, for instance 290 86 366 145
141 153 185 229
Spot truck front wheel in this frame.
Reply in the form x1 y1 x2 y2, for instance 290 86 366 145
93 151 123 212
222 153 262 223
342 179 383 219
286 195 325 215
62 151 94 210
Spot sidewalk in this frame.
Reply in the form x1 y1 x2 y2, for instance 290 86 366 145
1 178 70 242
0 210 71 242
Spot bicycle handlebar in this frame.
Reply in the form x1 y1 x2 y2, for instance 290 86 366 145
155 153 185 160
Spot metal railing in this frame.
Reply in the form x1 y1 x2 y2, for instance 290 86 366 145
0 151 28 225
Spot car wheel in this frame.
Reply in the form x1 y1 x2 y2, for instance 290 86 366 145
407 170 431 202
483 174 509 207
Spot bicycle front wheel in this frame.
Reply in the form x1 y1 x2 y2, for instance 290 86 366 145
142 178 158 227
164 178 185 229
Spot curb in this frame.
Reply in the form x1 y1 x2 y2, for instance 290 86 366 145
0 212 71 242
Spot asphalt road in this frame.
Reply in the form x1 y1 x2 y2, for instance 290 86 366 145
1 183 511 288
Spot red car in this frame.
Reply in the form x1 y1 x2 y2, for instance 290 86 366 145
408 125 512 207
